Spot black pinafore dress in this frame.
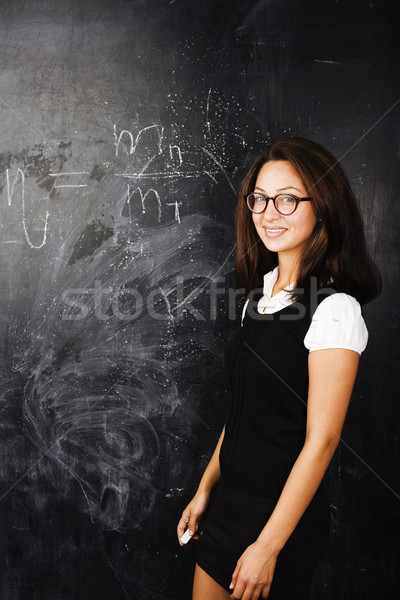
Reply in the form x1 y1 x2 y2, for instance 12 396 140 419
196 294 331 599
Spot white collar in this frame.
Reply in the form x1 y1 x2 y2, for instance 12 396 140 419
258 267 296 314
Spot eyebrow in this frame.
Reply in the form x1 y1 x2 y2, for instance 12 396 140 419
254 185 304 194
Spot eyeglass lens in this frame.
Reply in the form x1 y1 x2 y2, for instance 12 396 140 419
247 193 298 215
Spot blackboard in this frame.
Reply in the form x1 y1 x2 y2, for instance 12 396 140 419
0 1 399 598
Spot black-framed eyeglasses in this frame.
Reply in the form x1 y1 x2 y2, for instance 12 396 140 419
246 192 312 216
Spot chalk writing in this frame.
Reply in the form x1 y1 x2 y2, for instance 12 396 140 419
169 144 183 165
127 185 162 221
49 172 89 188
2 112 234 248
113 124 164 157
6 168 49 249
166 201 181 223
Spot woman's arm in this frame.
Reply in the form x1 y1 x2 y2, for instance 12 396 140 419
230 348 360 600
177 426 225 545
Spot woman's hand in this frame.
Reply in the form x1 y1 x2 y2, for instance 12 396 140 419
229 540 279 600
177 489 210 546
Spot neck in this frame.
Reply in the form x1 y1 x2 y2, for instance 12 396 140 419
270 259 298 298
276 254 299 287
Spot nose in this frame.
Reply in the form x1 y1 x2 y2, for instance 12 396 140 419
262 198 281 221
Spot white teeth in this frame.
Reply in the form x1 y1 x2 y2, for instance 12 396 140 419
266 228 286 232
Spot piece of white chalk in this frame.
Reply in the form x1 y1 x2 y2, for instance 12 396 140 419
180 529 193 545
180 524 198 545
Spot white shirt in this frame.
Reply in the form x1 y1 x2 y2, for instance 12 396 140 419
241 267 368 355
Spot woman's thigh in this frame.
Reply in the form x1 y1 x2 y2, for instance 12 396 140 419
192 564 231 600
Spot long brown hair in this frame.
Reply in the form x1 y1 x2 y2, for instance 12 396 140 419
236 137 381 304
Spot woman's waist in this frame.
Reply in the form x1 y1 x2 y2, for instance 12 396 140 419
219 463 327 508
219 464 286 500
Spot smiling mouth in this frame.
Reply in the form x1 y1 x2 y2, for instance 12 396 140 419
264 228 287 236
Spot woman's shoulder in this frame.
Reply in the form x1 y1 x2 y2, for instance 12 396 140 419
316 290 362 310
313 291 363 319
304 292 368 355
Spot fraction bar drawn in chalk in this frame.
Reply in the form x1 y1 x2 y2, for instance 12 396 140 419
115 171 211 180
49 172 90 188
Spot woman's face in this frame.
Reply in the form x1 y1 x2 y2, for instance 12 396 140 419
252 160 317 264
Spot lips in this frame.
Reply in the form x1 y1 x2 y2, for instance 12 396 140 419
264 227 287 238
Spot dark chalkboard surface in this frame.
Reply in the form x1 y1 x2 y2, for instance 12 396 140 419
0 1 399 598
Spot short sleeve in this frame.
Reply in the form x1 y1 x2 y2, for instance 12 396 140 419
304 293 368 355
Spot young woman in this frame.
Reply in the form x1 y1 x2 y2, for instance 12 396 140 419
177 137 381 600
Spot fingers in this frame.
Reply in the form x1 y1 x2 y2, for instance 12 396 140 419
261 585 271 599
230 583 266 600
177 512 189 545
229 564 238 593
192 527 203 540
177 507 201 546
250 587 264 600
229 581 244 600
230 564 270 600
229 563 241 599
187 513 198 536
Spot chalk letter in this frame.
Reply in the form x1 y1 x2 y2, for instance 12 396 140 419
6 168 49 249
